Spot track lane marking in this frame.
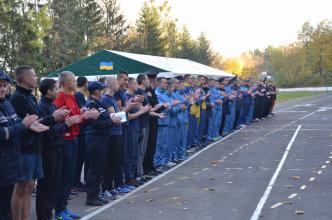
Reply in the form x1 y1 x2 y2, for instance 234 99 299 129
250 125 301 220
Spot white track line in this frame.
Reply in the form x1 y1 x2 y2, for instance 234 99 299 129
250 125 301 220
288 193 298 199
300 185 306 190
80 127 244 220
270 202 283 209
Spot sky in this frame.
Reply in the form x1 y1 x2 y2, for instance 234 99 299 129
118 0 332 58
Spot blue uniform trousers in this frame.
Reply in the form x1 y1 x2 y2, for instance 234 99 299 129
208 108 223 139
224 101 236 134
85 135 108 200
56 139 78 213
187 115 198 148
154 126 168 167
177 123 187 160
125 129 139 179
166 126 177 163
247 102 255 123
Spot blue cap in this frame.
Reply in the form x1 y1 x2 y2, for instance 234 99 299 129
0 70 12 83
87 81 106 93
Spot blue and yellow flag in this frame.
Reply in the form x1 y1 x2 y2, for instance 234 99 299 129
100 61 113 70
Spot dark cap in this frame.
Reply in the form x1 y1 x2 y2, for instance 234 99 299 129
175 75 184 81
87 81 106 93
218 77 225 83
0 70 12 83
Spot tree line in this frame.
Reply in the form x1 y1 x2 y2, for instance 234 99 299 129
217 20 332 87
1 0 331 87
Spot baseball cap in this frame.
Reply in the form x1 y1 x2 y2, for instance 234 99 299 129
0 70 12 83
87 81 106 93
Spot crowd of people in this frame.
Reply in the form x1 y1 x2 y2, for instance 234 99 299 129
0 66 277 220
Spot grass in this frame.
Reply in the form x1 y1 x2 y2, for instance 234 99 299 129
277 91 328 103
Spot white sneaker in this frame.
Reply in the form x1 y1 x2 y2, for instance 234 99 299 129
166 162 176 167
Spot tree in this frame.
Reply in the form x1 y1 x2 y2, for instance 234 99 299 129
178 25 196 59
46 0 85 71
0 0 51 75
80 0 104 53
100 0 128 50
194 32 212 65
132 0 164 55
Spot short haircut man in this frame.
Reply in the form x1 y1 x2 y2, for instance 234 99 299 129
39 79 57 96
58 71 75 87
76 76 88 88
137 74 148 85
15 65 34 83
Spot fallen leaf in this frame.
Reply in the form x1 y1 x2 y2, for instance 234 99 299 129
292 176 301 180
202 187 215 192
295 209 304 214
211 160 220 165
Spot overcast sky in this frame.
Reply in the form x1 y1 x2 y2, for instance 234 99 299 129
118 0 332 57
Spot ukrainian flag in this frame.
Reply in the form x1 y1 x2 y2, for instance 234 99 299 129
100 61 113 70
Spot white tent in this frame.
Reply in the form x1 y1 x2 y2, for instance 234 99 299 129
109 50 234 78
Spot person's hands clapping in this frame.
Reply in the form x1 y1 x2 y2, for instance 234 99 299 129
172 99 180 106
141 105 151 113
65 115 82 127
29 121 49 133
82 109 100 120
133 95 144 103
53 106 70 122
22 114 39 128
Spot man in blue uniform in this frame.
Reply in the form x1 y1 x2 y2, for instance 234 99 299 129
173 77 190 161
85 81 121 206
166 79 181 165
208 80 224 140
223 78 237 136
154 77 179 171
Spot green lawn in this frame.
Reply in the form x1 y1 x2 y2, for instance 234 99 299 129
277 91 328 103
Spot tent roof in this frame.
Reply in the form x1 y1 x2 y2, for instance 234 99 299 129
46 50 233 79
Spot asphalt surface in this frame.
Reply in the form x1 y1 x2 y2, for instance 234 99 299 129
30 94 332 220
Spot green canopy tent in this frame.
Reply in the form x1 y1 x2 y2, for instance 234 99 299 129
45 50 233 80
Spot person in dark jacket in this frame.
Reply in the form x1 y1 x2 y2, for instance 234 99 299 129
143 75 165 176
36 79 82 220
0 71 48 220
73 76 88 190
85 81 121 206
9 66 68 220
